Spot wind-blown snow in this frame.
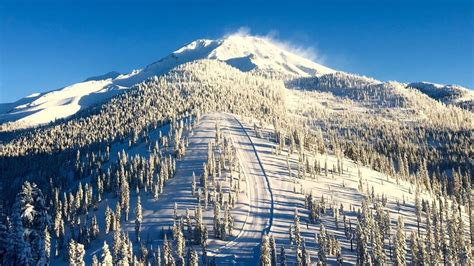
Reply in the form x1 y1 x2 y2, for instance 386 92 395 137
0 34 335 130
207 35 335 76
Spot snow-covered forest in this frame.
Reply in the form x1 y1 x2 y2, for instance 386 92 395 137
0 35 472 265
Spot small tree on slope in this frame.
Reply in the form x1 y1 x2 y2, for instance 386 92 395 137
260 233 271 266
394 216 406 266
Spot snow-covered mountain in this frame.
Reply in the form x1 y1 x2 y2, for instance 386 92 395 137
407 81 474 110
1 34 473 266
2 33 472 131
0 34 335 130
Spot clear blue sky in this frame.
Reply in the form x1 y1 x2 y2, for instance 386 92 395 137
1 0 473 103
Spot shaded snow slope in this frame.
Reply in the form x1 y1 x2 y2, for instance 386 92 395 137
1 34 334 130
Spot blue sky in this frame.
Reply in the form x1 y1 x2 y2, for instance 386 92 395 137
1 0 473 103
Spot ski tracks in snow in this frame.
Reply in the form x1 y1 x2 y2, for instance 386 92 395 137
207 113 274 264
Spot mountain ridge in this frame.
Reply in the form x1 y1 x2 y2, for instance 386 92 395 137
0 34 335 129
1 34 471 130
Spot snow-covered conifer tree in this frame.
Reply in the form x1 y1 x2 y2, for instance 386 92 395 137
135 196 143 242
101 241 113 266
372 220 385 265
394 216 406 266
280 247 287 266
294 208 302 248
269 234 277 266
91 215 100 240
191 172 196 196
260 233 271 266
105 205 112 235
121 176 130 221
175 226 186 265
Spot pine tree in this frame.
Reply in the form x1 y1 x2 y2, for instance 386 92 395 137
101 241 113 266
175 226 185 266
223 202 232 239
301 239 311 266
194 206 201 244
91 215 100 240
139 242 148 264
18 182 50 263
410 231 419 265
448 206 458 263
415 193 422 236
336 250 344 265
163 234 175 266
260 233 271 266
356 222 370 265
5 181 50 265
425 209 435 265
213 202 220 239
269 234 277 266
280 247 287 266
135 196 143 242
115 201 122 229
112 230 122 262
191 172 196 197
156 246 162 266
53 205 64 255
394 216 406 266
185 208 192 238
5 201 32 265
105 205 112 235
76 243 86 265
372 221 385 265
296 247 303 266
189 248 198 266
455 208 472 265
318 224 328 264
121 175 130 221
117 233 130 265
417 234 428 265
69 239 85 266
441 221 451 265
92 254 99 266
431 203 442 265
294 208 302 249
44 226 51 264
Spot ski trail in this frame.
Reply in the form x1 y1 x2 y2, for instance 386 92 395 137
208 113 274 264
231 114 274 235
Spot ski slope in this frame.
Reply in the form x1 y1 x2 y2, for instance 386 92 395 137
46 111 471 265
245 117 472 265
54 113 275 265
118 113 274 264
207 113 273 264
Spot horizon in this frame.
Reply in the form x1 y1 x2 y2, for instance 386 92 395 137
1 0 473 103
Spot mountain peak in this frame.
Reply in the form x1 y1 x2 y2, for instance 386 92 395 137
0 34 336 129
211 34 335 76
166 34 335 77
